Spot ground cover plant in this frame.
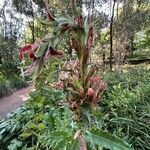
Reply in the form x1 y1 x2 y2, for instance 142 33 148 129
0 67 149 149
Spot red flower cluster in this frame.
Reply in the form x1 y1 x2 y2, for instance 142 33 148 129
87 76 107 106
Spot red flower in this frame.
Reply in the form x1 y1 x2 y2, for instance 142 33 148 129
87 88 95 97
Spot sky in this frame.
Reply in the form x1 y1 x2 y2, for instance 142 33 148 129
0 0 5 8
0 0 121 43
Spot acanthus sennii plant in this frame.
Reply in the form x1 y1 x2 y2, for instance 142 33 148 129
19 0 132 149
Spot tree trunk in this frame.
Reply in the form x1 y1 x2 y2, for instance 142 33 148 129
116 1 119 20
30 0 35 43
130 34 134 58
109 0 116 71
76 0 82 9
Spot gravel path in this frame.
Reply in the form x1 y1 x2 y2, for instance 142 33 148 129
0 86 33 119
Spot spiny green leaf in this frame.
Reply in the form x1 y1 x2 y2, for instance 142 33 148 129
85 129 132 150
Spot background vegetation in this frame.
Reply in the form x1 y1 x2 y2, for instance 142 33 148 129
0 0 150 149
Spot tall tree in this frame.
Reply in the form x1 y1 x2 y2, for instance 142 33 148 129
109 0 116 71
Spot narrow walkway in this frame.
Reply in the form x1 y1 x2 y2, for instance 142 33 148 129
0 86 33 119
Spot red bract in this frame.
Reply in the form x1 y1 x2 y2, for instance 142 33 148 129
20 44 31 54
44 47 64 62
19 44 31 60
31 39 41 52
45 0 55 21
62 23 72 30
87 88 95 97
47 13 55 21
29 53 37 61
76 15 83 27
88 27 94 38
19 39 40 61
50 49 64 57
90 76 101 83
89 76 107 102
82 47 89 65
71 37 78 52
87 37 93 49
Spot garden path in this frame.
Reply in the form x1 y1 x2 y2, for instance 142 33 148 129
0 86 34 119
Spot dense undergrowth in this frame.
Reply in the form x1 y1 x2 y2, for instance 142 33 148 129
0 43 28 98
0 67 149 150
0 68 28 98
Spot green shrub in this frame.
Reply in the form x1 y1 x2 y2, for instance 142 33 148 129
0 72 12 98
9 75 28 90
0 88 74 150
101 67 150 150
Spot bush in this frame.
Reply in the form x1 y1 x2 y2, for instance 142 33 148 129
0 88 72 150
0 59 28 95
101 67 150 150
9 75 28 90
0 73 27 98
0 72 12 98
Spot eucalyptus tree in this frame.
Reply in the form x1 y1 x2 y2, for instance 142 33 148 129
114 0 150 58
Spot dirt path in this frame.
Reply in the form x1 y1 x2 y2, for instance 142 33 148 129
0 86 33 119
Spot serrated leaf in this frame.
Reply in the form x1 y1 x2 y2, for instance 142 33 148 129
7 139 22 150
85 129 132 150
